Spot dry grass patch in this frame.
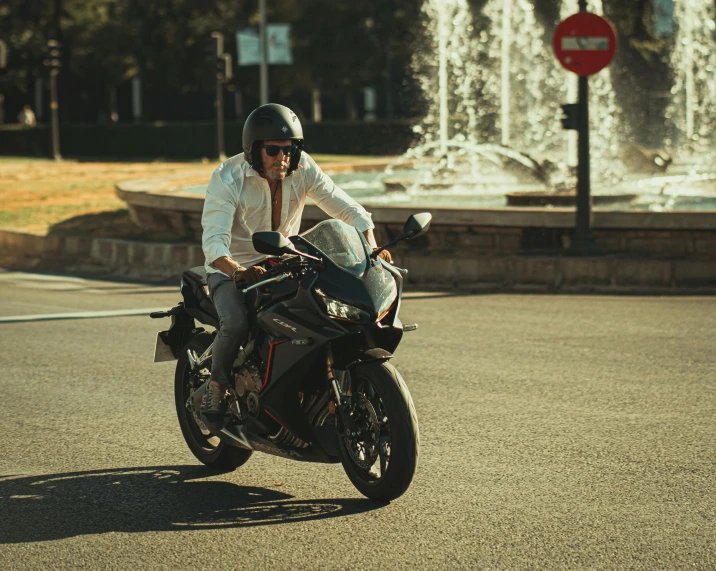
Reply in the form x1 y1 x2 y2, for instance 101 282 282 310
0 159 213 236
0 155 390 239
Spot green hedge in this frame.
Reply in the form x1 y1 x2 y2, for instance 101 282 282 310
0 120 418 159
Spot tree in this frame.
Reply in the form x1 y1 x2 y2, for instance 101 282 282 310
292 0 422 117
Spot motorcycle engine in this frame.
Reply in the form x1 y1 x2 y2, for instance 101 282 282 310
234 361 263 416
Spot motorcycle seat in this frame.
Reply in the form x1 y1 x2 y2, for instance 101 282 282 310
181 266 219 328
183 265 209 286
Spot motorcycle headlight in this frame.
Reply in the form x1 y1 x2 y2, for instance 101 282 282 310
314 288 371 323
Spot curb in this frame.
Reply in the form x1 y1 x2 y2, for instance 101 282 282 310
0 229 202 284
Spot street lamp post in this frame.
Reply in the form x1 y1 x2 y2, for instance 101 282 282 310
259 0 268 105
207 32 233 161
44 40 62 161
0 40 7 125
212 32 226 161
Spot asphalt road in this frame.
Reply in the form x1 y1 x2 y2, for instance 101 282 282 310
0 268 714 569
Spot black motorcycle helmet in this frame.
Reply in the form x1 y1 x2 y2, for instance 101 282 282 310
242 103 304 176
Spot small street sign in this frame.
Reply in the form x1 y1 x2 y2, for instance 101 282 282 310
552 12 617 76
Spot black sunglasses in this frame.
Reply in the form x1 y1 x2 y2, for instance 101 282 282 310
261 144 298 157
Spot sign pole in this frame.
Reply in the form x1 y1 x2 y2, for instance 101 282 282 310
554 1 615 256
259 0 268 104
570 0 602 254
50 70 61 161
211 32 226 161
570 67 602 253
45 40 63 162
0 40 7 126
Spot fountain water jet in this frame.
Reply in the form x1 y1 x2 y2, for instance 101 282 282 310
386 0 559 195
666 0 716 150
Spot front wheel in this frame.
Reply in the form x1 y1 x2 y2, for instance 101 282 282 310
175 332 253 471
338 361 419 502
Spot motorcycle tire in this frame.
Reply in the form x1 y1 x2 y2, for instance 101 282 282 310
174 332 253 471
338 360 419 502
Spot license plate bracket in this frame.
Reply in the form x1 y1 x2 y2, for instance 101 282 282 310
154 331 176 362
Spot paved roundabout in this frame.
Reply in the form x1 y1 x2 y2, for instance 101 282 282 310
0 269 714 568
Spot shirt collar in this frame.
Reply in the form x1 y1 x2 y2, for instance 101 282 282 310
242 158 261 177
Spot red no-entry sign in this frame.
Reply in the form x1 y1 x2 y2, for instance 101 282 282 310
553 12 617 76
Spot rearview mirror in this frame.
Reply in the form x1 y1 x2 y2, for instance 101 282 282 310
370 211 433 259
252 231 294 256
403 212 432 239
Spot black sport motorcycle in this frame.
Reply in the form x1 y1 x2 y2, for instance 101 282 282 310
151 213 431 501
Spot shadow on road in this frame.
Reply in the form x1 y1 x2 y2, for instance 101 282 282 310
0 465 380 543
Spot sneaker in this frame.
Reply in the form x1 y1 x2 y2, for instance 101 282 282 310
200 382 228 431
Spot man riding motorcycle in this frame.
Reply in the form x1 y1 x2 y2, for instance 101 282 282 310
200 103 391 430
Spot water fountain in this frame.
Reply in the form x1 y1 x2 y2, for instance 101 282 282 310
381 0 637 208
382 0 559 203
667 0 716 149
628 0 716 212
504 0 633 206
373 0 716 212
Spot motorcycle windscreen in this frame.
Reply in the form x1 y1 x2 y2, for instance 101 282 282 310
363 263 398 317
299 219 369 278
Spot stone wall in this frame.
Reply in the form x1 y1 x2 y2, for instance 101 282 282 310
299 206 716 291
106 179 716 291
3 186 715 291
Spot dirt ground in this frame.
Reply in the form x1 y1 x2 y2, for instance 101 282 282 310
0 155 384 240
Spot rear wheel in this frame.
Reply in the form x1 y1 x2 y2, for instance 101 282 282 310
338 361 419 502
174 332 252 471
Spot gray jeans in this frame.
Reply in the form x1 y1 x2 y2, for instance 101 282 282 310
207 272 250 386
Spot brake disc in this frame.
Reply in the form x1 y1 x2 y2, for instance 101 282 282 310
345 394 381 470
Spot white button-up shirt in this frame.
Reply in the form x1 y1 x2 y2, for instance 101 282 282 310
201 151 375 274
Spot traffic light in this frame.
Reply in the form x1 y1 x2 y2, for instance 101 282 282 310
44 39 62 75
219 53 232 81
206 32 232 82
0 39 7 69
204 36 218 62
560 103 579 131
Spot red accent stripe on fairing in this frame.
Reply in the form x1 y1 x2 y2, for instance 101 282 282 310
264 409 285 429
260 339 289 393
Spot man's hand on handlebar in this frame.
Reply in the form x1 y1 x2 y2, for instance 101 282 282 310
374 248 393 263
232 265 267 288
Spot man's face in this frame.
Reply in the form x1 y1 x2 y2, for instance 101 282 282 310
260 139 293 181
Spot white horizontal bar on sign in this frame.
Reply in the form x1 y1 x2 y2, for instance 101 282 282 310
562 36 609 51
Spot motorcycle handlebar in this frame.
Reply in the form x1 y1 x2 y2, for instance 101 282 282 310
237 254 407 293
241 272 292 294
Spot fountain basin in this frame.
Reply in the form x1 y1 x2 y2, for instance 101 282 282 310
115 174 716 271
384 179 461 192
506 190 640 207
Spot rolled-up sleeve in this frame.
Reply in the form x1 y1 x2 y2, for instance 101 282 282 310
305 156 374 232
201 170 238 267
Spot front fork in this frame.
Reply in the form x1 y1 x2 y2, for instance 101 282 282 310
326 347 362 438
